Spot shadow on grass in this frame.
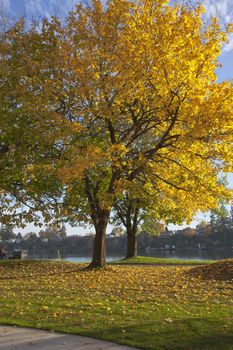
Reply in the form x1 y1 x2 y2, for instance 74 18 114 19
77 317 233 350
1 315 233 350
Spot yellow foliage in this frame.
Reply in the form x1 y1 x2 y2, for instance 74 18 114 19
0 0 232 231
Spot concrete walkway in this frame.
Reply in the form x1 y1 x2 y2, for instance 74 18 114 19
0 326 140 350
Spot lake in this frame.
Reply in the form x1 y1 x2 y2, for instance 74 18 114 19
63 256 123 263
29 248 233 262
59 249 233 263
145 249 233 261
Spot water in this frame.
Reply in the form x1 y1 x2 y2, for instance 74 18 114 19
144 249 233 261
62 256 124 263
31 249 233 262
61 252 233 263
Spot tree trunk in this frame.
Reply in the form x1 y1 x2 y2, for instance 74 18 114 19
89 215 108 268
126 227 137 258
84 175 111 269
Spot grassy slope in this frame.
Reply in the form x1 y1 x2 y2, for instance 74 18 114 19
112 255 213 265
0 260 232 350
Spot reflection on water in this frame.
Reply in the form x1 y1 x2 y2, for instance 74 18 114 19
63 256 123 263
30 249 233 262
145 249 233 261
29 252 124 262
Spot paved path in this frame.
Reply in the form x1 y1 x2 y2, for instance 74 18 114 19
0 326 140 350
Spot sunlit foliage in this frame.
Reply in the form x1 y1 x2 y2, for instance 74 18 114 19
0 0 233 266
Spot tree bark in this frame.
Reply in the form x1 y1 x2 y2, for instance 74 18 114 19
126 227 137 258
89 214 108 268
84 172 118 268
125 199 139 259
84 175 110 268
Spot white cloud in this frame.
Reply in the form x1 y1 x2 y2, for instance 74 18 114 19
223 33 233 53
6 0 79 20
55 0 79 17
0 0 11 12
204 0 233 53
25 0 43 16
205 0 233 20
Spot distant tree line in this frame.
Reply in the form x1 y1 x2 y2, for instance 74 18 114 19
1 0 233 268
0 224 67 242
1 207 233 259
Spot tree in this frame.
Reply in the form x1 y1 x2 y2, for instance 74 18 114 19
196 220 211 236
0 224 16 241
141 215 165 237
113 181 204 259
113 196 142 258
230 205 233 226
0 0 233 267
113 193 167 258
210 204 232 233
24 232 38 241
110 227 125 237
16 232 23 241
182 227 196 238
38 224 67 240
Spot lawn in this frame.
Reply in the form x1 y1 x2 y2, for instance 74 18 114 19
113 256 214 265
0 260 233 350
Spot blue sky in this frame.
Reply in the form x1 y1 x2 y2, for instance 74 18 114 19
1 0 233 79
0 0 76 19
1 0 233 234
2 0 233 83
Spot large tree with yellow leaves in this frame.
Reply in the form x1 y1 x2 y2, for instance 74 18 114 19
0 0 233 267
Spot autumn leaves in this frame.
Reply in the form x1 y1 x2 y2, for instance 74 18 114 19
0 260 233 350
0 0 233 266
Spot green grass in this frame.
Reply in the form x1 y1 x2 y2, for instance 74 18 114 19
1 256 214 267
112 255 214 265
0 260 232 350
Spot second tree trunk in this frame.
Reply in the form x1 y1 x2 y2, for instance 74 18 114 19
126 227 137 258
